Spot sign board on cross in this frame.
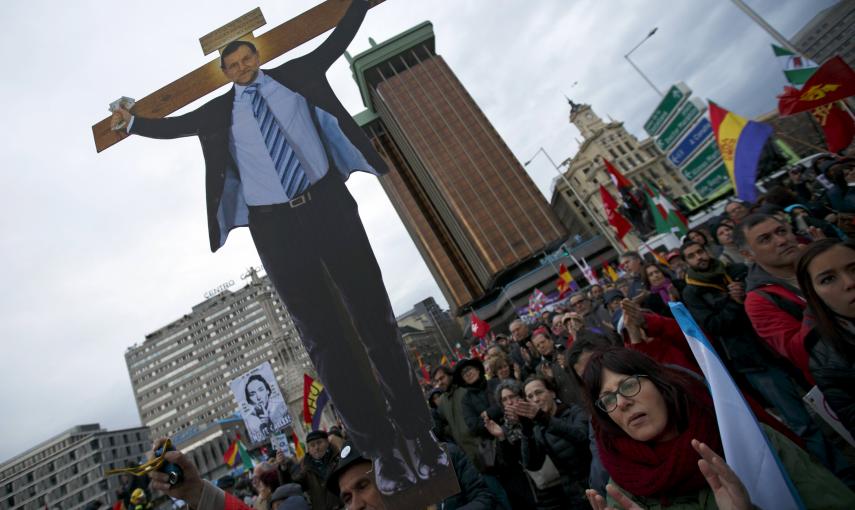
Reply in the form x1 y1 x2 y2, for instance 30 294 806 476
695 163 732 197
643 82 691 137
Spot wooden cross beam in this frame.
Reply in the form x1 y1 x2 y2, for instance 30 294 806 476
91 0 382 152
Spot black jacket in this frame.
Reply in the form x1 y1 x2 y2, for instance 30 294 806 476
520 403 590 481
807 329 855 435
681 263 773 372
441 443 497 510
131 0 386 252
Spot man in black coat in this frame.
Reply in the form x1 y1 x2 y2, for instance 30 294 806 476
111 0 444 494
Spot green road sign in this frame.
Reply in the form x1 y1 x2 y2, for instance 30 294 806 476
643 82 690 137
681 141 721 181
656 97 705 151
694 163 731 197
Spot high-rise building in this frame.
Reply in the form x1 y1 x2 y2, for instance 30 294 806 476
349 23 567 315
124 269 323 447
792 0 855 69
0 424 150 510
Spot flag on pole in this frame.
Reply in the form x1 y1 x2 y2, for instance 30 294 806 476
709 102 774 203
529 288 547 312
223 436 254 471
810 102 855 153
771 44 818 85
470 313 490 339
292 431 305 460
668 302 805 510
603 158 643 208
568 255 599 286
555 263 579 297
599 185 633 240
778 56 855 116
642 179 688 236
302 374 329 430
414 350 430 383
602 262 620 282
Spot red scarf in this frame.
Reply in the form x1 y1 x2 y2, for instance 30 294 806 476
594 376 722 500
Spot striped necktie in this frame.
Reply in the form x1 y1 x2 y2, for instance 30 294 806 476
244 84 309 199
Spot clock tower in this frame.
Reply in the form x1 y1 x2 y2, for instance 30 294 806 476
568 99 606 139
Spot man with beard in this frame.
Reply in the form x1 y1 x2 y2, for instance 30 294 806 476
281 431 342 510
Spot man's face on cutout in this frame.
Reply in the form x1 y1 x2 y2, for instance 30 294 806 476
222 45 261 86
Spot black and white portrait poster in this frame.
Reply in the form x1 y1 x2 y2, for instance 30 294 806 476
229 361 292 444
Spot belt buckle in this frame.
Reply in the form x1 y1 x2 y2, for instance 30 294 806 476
289 192 310 208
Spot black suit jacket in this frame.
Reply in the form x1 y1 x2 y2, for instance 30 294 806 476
132 0 386 252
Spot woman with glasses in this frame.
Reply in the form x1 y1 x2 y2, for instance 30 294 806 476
508 376 591 509
582 348 854 509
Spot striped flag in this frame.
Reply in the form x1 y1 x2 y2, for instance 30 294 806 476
772 44 817 86
223 436 254 471
302 374 330 430
669 302 805 510
292 431 305 460
555 263 579 297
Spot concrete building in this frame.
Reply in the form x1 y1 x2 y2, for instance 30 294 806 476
124 268 327 449
0 424 150 510
792 0 855 69
396 297 461 366
552 100 693 250
349 22 567 316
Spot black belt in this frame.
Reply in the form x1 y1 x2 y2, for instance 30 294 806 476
252 191 313 213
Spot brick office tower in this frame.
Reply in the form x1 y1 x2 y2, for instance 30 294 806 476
350 23 566 315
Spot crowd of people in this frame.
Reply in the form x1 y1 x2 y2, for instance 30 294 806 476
128 154 855 509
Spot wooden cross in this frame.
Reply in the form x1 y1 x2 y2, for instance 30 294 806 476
91 0 382 153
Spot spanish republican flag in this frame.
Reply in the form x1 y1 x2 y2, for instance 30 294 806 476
302 374 329 430
555 263 578 298
708 102 773 203
292 431 305 460
223 436 253 471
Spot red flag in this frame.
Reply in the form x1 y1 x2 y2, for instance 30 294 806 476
778 56 855 115
811 102 855 153
603 158 633 189
302 374 314 425
599 185 633 240
414 350 430 383
470 313 490 339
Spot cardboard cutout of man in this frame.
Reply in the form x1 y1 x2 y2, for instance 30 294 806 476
110 0 447 496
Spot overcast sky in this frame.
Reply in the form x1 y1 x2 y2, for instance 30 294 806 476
0 0 836 463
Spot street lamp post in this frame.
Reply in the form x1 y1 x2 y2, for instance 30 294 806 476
625 28 663 98
525 147 622 253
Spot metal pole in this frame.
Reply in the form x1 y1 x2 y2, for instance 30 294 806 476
729 0 799 53
526 147 623 253
624 28 663 98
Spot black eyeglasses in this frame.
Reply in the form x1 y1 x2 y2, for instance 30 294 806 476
596 375 647 413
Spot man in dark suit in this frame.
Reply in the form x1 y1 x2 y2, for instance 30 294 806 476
112 0 445 494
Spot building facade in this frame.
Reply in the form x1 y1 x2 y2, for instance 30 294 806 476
552 101 693 250
396 297 462 366
124 269 322 448
792 0 855 69
349 23 567 315
1 424 150 510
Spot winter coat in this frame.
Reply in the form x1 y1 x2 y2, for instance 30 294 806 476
281 453 343 510
520 403 591 483
437 386 485 471
806 328 855 435
682 263 780 373
623 312 700 374
604 425 855 509
744 263 815 384
441 442 497 510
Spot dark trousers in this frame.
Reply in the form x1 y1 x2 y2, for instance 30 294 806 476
248 173 431 457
